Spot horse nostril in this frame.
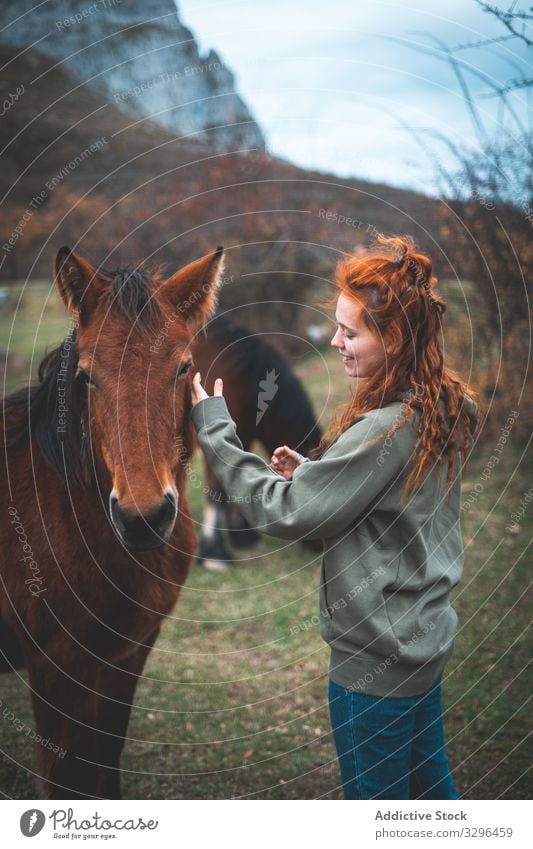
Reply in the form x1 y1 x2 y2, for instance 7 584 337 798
164 490 176 512
152 492 177 533
109 493 126 534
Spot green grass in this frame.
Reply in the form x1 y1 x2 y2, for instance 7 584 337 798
1 281 71 395
0 286 531 799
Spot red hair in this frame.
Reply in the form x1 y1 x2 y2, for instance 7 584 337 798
314 234 480 503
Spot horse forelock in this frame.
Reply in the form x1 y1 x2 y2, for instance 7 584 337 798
105 268 163 331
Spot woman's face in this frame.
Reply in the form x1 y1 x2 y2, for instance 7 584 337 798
330 294 386 379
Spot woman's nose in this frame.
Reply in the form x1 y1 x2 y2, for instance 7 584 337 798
331 329 341 347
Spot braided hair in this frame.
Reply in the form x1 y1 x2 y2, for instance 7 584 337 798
395 248 441 311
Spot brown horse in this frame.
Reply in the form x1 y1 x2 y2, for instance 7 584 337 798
0 244 225 798
192 314 323 570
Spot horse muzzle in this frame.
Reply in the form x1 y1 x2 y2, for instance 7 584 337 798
109 490 178 550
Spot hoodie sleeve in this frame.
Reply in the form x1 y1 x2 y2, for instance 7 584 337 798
190 395 416 542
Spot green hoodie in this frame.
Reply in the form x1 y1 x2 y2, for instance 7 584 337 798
190 393 478 697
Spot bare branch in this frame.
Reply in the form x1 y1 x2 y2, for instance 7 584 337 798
479 76 533 95
378 28 528 138
476 1 533 46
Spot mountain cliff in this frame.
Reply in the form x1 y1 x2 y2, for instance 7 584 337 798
0 0 265 152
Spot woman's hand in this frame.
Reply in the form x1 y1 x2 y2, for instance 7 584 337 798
270 445 307 480
191 372 224 407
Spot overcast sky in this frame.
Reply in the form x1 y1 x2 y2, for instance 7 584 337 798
177 0 531 195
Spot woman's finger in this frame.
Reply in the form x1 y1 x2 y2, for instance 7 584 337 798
214 377 223 396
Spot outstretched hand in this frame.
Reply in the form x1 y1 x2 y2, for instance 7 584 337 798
270 445 306 480
191 372 224 407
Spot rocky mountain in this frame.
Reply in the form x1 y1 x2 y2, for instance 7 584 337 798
0 0 265 152
0 38 440 290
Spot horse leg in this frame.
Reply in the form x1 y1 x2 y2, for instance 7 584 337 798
27 655 102 799
92 627 161 799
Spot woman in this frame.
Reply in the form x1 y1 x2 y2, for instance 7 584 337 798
190 234 480 800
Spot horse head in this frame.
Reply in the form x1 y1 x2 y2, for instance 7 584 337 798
54 245 225 550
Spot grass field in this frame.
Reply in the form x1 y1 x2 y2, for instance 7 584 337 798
0 281 71 396
0 283 531 800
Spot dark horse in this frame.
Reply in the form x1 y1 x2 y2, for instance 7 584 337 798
0 245 225 798
192 314 323 570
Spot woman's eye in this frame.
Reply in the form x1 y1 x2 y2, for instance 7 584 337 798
337 324 354 339
177 360 193 378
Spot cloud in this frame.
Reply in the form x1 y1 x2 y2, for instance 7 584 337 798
177 0 530 193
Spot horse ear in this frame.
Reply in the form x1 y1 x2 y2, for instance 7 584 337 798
162 246 225 331
54 246 102 318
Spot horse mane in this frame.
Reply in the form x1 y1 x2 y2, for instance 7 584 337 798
108 268 161 330
207 313 323 454
3 327 91 486
2 268 161 486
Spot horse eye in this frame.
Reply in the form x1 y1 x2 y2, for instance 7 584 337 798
76 368 95 387
177 360 193 378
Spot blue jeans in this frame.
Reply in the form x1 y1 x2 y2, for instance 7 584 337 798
328 674 460 799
